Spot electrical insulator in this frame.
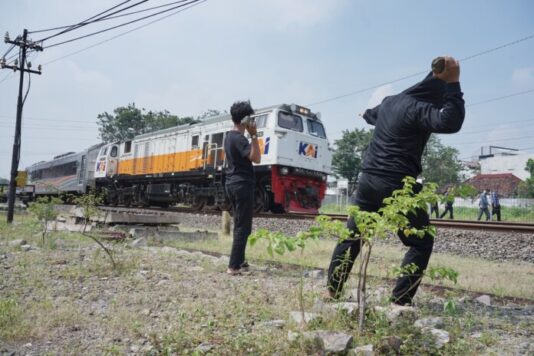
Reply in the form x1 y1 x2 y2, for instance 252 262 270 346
14 59 18 67
27 62 32 68
37 64 42 71
4 32 9 42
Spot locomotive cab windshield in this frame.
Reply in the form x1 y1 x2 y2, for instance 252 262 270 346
94 143 119 178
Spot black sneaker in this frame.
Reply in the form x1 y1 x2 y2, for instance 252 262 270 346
240 261 250 272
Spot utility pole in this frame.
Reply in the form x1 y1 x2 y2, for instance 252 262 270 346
1 29 42 223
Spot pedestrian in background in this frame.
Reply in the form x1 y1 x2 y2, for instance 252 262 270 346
430 201 440 218
440 187 455 219
325 56 465 305
477 189 490 221
491 190 501 221
223 101 261 275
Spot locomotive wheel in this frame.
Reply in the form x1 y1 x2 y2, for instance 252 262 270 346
191 197 206 211
270 203 286 214
254 185 268 213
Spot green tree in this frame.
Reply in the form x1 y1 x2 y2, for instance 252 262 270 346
422 134 463 187
331 129 373 196
197 109 226 121
97 103 199 143
518 158 534 198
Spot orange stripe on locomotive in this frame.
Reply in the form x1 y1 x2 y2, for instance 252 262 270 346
115 138 263 176
117 148 206 175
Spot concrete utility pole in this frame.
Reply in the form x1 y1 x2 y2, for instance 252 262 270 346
1 29 42 223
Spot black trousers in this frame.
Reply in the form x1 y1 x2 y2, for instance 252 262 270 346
491 205 501 221
440 203 454 219
226 181 254 269
430 203 439 218
477 207 490 221
327 173 434 305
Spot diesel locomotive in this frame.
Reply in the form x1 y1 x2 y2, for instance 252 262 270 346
27 103 332 213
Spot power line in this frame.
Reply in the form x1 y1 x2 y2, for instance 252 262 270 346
1 43 16 58
45 0 201 49
454 135 534 146
42 0 207 66
0 51 38 85
0 124 98 131
307 33 534 107
33 0 138 41
29 0 190 34
0 115 98 125
467 88 534 107
328 87 534 137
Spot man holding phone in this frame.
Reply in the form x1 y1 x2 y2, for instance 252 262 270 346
224 100 261 275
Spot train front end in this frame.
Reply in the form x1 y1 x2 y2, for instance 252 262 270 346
256 104 332 214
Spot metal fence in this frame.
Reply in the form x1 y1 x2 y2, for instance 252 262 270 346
321 194 534 223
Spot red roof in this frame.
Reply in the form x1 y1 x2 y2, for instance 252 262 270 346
465 173 522 197
473 173 522 180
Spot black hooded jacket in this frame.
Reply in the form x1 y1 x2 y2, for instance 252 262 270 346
361 72 465 181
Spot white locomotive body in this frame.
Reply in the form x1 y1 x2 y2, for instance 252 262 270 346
94 103 332 213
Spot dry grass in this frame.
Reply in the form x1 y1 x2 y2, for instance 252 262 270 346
1 214 532 354
170 227 534 300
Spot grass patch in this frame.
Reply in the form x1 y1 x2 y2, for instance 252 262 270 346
168 230 534 300
0 298 29 341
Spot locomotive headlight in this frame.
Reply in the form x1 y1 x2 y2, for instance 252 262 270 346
280 167 289 175
322 174 327 181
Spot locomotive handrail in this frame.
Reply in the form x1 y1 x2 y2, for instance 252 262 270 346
203 143 224 170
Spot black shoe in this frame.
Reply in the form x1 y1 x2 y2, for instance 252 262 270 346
240 261 250 272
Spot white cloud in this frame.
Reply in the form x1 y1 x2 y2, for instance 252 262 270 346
367 84 395 108
512 67 534 87
202 0 349 31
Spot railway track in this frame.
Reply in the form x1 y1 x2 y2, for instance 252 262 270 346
93 205 534 234
259 212 534 234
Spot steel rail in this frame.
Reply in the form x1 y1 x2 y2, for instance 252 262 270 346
92 205 534 234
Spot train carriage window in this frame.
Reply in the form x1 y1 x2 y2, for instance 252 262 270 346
306 120 327 138
278 112 303 132
110 146 118 157
124 141 132 153
192 135 199 149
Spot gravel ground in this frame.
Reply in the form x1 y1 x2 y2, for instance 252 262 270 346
0 238 533 355
173 213 534 263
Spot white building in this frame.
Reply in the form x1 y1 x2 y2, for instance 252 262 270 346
479 151 534 181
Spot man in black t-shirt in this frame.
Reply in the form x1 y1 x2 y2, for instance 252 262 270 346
224 101 261 275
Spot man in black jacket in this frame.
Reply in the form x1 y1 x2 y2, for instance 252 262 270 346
326 57 465 305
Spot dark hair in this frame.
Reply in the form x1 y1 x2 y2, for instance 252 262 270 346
230 100 254 124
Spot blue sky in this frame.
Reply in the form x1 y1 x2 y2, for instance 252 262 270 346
1 0 533 178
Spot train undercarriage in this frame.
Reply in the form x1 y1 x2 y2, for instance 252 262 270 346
96 166 326 214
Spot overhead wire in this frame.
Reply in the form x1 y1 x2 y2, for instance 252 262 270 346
467 88 534 107
307 33 534 107
44 0 202 49
1 43 16 59
28 0 190 34
42 0 207 66
32 0 138 41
